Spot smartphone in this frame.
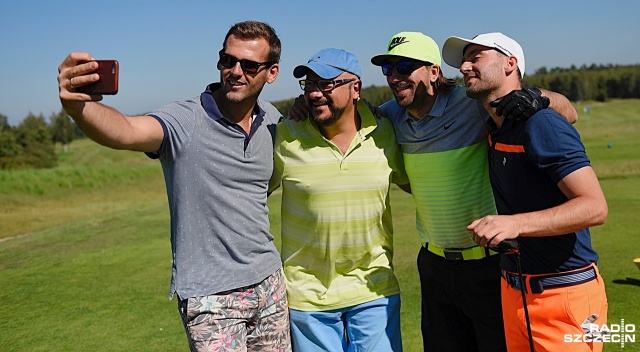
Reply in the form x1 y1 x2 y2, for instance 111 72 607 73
77 60 119 95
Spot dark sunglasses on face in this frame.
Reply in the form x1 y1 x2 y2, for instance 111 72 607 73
218 50 275 74
299 78 356 92
381 60 428 76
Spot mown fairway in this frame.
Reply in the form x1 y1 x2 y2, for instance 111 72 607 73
1 100 639 351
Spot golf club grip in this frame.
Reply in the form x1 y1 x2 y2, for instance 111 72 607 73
497 239 519 251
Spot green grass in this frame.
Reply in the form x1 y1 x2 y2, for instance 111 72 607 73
1 100 639 351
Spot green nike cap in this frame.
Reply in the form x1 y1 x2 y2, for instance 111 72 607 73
371 31 442 66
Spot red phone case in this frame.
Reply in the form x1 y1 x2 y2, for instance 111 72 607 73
77 60 119 95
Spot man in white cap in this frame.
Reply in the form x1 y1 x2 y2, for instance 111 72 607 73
369 31 578 352
444 32 608 352
270 48 410 351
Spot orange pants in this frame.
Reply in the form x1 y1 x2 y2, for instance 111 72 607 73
502 264 608 352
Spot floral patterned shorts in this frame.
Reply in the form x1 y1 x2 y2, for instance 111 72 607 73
178 269 291 352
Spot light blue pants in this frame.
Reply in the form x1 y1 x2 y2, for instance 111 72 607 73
289 294 402 352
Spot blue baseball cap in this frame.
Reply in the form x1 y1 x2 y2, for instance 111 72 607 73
293 48 362 79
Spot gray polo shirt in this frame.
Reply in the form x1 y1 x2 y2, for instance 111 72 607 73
148 83 283 300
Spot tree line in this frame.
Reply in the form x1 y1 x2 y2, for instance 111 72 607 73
2 64 638 170
0 110 79 169
524 64 640 102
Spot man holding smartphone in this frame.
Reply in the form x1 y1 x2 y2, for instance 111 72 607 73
57 21 291 352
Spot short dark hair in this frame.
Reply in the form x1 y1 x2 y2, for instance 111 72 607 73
222 21 281 63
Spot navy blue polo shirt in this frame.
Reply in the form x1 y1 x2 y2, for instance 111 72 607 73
487 109 599 274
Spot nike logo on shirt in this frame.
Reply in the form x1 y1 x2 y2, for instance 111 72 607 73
444 121 456 130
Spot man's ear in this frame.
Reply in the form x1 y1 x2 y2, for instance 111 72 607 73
429 65 440 83
353 78 362 99
266 63 279 84
505 56 518 77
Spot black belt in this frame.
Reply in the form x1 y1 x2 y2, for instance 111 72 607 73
503 265 597 294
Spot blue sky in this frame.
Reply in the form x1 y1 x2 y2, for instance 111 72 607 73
2 0 639 126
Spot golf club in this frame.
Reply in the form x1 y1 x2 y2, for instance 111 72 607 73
491 239 535 352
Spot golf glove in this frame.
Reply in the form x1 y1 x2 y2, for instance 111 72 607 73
490 87 550 121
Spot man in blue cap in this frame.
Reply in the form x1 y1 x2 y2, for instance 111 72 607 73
269 48 410 351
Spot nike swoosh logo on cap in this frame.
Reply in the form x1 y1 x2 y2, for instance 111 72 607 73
388 37 409 51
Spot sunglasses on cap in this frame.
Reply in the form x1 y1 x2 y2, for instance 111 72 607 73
218 50 275 74
381 60 429 76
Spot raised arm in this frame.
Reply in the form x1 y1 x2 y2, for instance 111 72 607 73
492 87 578 123
58 52 164 152
541 88 578 124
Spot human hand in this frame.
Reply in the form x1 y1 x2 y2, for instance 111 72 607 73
287 94 308 121
57 52 104 109
467 215 520 248
490 87 550 121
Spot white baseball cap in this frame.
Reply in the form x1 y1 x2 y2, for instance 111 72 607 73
442 32 526 78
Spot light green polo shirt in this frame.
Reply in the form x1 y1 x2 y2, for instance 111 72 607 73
269 99 409 311
380 85 497 248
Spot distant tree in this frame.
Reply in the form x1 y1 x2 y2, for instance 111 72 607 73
524 64 640 102
49 109 76 152
534 67 548 75
14 113 57 168
361 85 395 106
0 130 20 156
0 113 9 130
0 113 21 168
0 129 22 169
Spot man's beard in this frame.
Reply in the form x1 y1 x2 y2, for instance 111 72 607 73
465 85 490 101
464 62 504 101
312 103 346 127
393 81 429 111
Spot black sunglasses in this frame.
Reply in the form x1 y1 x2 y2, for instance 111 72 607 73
218 50 275 74
381 60 429 76
299 78 356 92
